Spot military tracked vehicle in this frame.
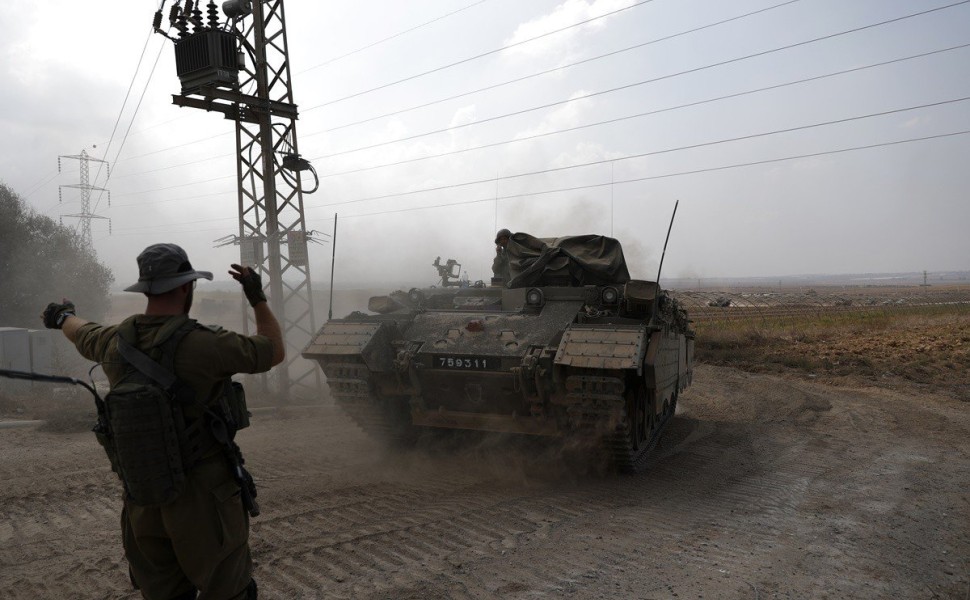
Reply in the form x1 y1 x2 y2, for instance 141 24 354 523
303 233 694 472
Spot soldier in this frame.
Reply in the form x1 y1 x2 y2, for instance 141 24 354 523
492 228 512 282
41 243 285 600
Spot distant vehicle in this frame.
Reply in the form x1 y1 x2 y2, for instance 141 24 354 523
303 233 694 472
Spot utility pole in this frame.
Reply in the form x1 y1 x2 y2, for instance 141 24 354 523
58 149 110 247
154 0 323 399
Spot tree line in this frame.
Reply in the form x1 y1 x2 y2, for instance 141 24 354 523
0 183 113 329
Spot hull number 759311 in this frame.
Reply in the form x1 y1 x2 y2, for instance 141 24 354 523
435 356 493 370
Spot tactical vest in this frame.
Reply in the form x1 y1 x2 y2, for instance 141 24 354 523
94 318 249 507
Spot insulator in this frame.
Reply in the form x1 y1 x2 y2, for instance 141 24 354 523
182 0 195 33
169 1 181 27
175 2 190 36
152 9 163 30
191 1 204 32
108 191 112 207
57 157 61 173
206 0 219 29
59 188 62 203
109 219 113 236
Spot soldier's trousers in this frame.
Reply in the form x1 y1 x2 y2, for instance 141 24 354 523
121 455 253 600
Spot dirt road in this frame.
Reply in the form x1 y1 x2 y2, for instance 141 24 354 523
1 364 967 599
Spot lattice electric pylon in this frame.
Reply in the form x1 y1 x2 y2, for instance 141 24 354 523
58 149 111 247
155 0 323 399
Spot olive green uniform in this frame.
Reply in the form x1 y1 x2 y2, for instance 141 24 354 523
75 314 273 600
492 249 511 281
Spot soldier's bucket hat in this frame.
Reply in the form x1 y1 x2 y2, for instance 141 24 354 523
124 243 213 294
494 228 512 244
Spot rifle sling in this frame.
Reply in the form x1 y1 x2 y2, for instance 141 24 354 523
116 336 179 392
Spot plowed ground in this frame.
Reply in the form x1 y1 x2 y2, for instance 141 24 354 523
2 363 968 599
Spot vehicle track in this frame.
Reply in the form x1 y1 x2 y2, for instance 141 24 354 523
1 365 967 599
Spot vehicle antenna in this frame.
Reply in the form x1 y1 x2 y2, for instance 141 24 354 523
655 199 679 285
328 213 338 320
650 200 679 327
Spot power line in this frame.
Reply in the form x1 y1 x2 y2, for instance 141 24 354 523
316 43 970 179
99 1 967 173
109 226 238 237
109 129 970 232
299 0 491 73
305 0 655 109
116 131 233 163
313 96 970 208
97 0 775 166
103 91 970 207
86 18 158 191
314 0 804 132
77 0 176 239
111 190 233 208
92 0 776 170
314 0 970 160
108 41 970 192
88 38 169 219
114 214 239 234
112 174 235 199
21 171 60 200
328 130 970 220
109 152 235 181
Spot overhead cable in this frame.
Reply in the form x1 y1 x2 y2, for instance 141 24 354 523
109 153 235 181
104 1 966 169
316 0 804 131
109 128 970 233
105 94 970 205
100 0 779 165
300 0 491 73
88 39 169 218
109 41 970 187
113 174 235 199
305 0 655 109
330 130 970 219
118 132 233 163
313 96 970 208
315 0 970 159
317 43 970 179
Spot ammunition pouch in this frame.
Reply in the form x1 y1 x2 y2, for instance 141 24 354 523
93 419 121 476
225 380 250 432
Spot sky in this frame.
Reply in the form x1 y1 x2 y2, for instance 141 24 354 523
2 0 969 291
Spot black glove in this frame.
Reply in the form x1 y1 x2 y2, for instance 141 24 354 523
230 264 267 307
42 300 76 329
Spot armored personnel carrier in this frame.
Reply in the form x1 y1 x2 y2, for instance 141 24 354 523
303 233 694 472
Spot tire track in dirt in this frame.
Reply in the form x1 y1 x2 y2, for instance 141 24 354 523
0 480 118 545
2 365 968 599
253 454 732 600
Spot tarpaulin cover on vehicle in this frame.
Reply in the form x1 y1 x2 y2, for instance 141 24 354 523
505 233 631 287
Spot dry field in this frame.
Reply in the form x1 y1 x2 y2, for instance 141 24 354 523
1 293 968 599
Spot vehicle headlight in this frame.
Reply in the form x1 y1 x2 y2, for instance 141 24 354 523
601 286 619 305
525 288 544 306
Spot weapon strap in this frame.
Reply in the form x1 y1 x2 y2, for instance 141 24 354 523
116 337 179 392
0 369 104 412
